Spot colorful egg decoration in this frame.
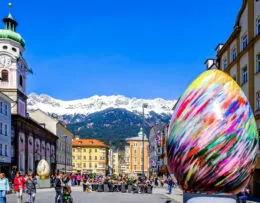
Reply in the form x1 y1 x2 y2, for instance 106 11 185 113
167 69 258 194
37 159 50 179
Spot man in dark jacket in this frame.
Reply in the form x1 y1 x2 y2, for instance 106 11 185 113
54 173 62 203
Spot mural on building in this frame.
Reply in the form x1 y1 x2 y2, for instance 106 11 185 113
28 136 34 172
18 133 25 173
41 141 45 160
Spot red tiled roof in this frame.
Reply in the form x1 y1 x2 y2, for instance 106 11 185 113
72 139 107 147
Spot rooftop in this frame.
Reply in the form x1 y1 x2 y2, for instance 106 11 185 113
72 137 107 147
126 128 148 141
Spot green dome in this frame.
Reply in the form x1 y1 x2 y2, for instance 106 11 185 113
0 29 25 47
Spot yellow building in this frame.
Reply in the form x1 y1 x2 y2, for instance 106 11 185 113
113 152 119 175
205 0 260 196
72 136 109 175
125 128 149 176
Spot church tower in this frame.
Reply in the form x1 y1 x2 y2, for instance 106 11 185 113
0 3 31 117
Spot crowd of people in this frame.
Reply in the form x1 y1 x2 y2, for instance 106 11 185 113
0 171 252 203
0 171 37 203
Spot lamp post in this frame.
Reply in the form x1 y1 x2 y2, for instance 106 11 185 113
142 103 148 176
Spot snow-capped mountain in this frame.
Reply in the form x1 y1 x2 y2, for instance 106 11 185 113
27 93 177 117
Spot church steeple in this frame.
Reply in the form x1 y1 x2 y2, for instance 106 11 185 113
3 3 18 32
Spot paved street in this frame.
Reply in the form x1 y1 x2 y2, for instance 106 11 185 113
6 187 177 203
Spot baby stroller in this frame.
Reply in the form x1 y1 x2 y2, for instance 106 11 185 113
62 186 73 203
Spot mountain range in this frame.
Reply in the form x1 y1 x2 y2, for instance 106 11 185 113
27 93 177 149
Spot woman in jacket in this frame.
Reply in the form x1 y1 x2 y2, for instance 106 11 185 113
13 171 26 203
0 173 10 203
26 172 37 203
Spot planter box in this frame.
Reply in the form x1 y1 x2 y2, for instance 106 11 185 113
127 185 132 193
97 184 104 192
121 184 126 193
104 184 109 192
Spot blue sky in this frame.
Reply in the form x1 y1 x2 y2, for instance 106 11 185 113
1 0 241 100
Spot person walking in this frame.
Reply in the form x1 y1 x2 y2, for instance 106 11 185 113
167 178 173 194
13 171 26 203
0 173 10 203
26 172 37 203
76 174 81 186
54 173 62 203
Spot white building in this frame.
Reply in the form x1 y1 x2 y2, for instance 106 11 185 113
108 149 113 175
29 109 74 173
0 92 12 174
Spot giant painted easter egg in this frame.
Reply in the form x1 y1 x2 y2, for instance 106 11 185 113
167 69 258 194
37 159 50 179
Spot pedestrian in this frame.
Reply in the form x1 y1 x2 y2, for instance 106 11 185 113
54 173 62 203
155 177 159 187
76 174 81 186
167 178 173 194
62 174 69 186
13 171 26 203
0 173 10 203
237 187 250 203
26 172 37 203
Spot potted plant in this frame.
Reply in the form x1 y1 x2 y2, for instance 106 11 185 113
126 177 133 193
103 178 109 192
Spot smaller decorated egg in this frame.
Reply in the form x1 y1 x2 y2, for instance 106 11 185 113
37 159 50 179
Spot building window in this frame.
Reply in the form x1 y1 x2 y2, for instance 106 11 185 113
257 18 260 35
89 149 92 153
19 75 23 87
1 70 8 82
0 102 2 114
83 156 86 160
95 156 97 160
231 48 236 62
83 163 86 168
89 156 92 160
242 34 248 50
5 145 7 156
232 75 237 81
134 165 137 170
83 149 86 152
12 47 17 52
4 124 7 136
77 148 81 152
73 149 75 152
95 149 97 152
0 123 2 134
242 66 248 84
223 58 228 70
2 45 7 49
95 164 97 168
89 163 92 168
0 144 2 155
257 92 260 111
78 156 81 160
257 54 260 73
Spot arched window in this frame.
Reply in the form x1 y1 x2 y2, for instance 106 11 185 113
19 75 23 87
1 70 8 81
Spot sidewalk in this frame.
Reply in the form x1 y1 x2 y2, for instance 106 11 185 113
162 187 260 203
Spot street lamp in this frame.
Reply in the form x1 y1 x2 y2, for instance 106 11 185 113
142 103 148 176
